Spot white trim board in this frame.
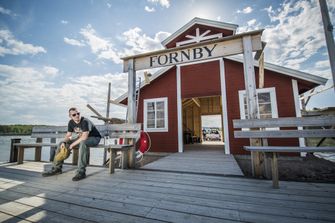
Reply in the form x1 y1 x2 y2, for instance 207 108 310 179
177 58 229 154
226 55 327 85
162 17 238 47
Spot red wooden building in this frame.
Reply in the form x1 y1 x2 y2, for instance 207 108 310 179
117 18 327 155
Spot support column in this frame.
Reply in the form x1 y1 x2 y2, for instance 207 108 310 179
243 35 262 177
127 58 136 168
176 65 183 153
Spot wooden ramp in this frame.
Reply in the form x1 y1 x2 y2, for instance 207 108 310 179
1 162 335 223
141 144 244 176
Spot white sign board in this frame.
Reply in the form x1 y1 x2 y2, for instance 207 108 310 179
123 30 263 72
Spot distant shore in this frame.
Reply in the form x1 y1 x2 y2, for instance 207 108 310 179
0 133 30 136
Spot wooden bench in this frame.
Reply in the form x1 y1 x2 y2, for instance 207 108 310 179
12 123 141 174
233 116 335 188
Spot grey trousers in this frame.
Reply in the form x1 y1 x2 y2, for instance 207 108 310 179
52 136 101 174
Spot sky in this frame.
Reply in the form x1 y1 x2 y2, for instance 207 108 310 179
0 0 334 125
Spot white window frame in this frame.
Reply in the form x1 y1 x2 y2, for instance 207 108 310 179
238 87 278 123
144 97 168 132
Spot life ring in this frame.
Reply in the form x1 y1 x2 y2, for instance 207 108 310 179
118 131 151 161
135 131 151 162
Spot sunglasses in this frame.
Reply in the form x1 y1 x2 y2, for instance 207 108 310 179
71 112 80 117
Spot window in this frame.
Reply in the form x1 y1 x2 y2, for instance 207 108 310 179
144 97 168 132
238 87 278 120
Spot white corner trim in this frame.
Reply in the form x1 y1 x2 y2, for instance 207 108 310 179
176 65 183 153
292 79 306 154
220 59 230 154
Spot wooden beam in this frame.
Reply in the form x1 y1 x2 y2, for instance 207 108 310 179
110 99 128 108
233 116 335 128
319 0 335 92
127 58 136 169
123 30 263 72
192 98 201 107
254 42 266 61
87 104 102 117
242 35 262 177
144 71 151 84
258 52 264 89
106 83 111 119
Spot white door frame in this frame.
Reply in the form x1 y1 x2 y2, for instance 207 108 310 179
176 58 230 154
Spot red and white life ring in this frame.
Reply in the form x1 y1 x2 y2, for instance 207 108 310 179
119 131 151 161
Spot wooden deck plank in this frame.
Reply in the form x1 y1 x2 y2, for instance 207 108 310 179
141 150 244 176
0 162 334 223
1 168 334 222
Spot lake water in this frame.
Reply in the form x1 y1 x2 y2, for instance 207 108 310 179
0 135 106 165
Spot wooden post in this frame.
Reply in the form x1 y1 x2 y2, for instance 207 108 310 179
319 0 335 92
271 152 279 189
17 146 24 164
106 82 111 119
10 138 21 162
243 35 262 177
109 149 116 174
35 138 42 161
127 58 136 168
258 52 264 89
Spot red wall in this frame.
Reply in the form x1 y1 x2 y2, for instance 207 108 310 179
224 59 299 154
181 61 221 98
137 67 179 152
138 59 300 154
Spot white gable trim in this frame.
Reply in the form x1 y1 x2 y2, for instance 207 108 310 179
115 66 174 103
226 55 328 85
162 17 238 47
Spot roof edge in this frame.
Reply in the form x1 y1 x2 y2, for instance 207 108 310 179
226 55 328 85
115 66 175 103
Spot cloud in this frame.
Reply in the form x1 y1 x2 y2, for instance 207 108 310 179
247 19 257 26
43 66 59 77
0 6 14 16
107 3 112 8
0 64 128 124
147 0 170 8
237 6 253 14
145 6 155 12
83 59 92 65
261 0 327 71
80 24 121 63
0 29 46 56
121 27 170 56
64 37 85 47
61 20 69 24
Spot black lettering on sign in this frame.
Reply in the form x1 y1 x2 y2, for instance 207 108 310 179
204 44 217 57
193 47 203 59
180 49 190 62
169 52 179 63
158 55 168 65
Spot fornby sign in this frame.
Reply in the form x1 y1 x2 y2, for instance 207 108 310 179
122 30 263 72
149 44 217 67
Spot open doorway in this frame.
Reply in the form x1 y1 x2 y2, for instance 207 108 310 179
201 115 224 145
182 96 225 150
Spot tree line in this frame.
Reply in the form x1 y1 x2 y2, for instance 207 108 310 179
0 125 34 135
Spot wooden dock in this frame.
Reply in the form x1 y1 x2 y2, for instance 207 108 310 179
141 144 244 176
0 162 335 222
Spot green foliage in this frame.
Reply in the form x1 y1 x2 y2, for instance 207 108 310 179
0 125 34 135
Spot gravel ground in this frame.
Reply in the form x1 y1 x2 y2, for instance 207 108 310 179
235 154 335 183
